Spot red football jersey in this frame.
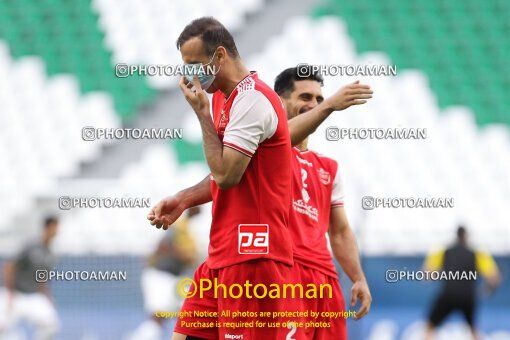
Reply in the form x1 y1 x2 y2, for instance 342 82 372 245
290 147 344 278
206 72 293 269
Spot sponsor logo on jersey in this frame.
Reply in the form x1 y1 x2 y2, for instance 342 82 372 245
238 224 269 254
296 155 313 167
293 199 319 222
301 187 310 203
225 334 243 339
218 109 228 131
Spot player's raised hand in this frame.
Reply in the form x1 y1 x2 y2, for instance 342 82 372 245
147 196 185 230
351 279 372 320
324 80 373 111
179 76 210 117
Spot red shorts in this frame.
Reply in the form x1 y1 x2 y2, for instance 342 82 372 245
174 259 301 340
290 262 347 340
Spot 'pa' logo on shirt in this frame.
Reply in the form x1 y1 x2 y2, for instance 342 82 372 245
238 224 269 254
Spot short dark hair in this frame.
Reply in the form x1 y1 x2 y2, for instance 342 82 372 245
44 216 58 229
274 66 324 97
176 17 239 58
457 225 467 240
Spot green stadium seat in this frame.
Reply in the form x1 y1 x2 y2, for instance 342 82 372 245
0 0 155 120
172 139 205 164
314 0 510 127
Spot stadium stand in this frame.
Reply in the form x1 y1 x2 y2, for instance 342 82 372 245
0 41 120 235
2 8 508 258
314 0 510 126
94 0 264 89
33 15 510 257
0 0 155 119
248 16 510 255
51 144 210 255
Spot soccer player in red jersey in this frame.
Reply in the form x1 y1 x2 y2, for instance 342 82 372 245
274 67 372 339
170 17 295 340
148 17 373 339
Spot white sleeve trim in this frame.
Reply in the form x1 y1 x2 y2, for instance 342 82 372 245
223 90 278 156
331 165 344 206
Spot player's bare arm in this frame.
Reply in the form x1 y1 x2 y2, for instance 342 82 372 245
147 174 212 230
149 77 371 229
3 261 14 292
288 80 373 146
149 77 370 227
3 261 15 308
179 76 251 190
329 206 372 320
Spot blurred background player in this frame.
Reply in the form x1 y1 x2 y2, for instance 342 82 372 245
130 208 199 340
423 225 501 340
275 67 371 339
0 216 60 340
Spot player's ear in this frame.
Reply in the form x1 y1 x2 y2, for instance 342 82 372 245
216 46 227 64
